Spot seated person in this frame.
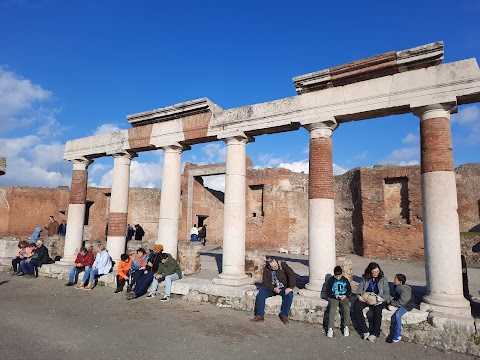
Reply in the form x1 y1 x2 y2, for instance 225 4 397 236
115 253 132 293
388 274 416 343
75 244 112 290
127 247 147 292
126 244 164 300
19 243 36 276
326 266 352 338
145 253 182 301
65 247 94 286
25 240 53 277
12 240 30 275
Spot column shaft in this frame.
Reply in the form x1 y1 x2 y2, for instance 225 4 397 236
58 159 92 265
106 152 134 262
302 126 336 297
418 107 470 316
157 146 183 257
213 137 252 286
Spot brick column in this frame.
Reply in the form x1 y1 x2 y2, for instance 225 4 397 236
58 158 92 264
157 145 187 257
416 106 471 317
213 135 254 286
106 151 136 262
301 122 337 297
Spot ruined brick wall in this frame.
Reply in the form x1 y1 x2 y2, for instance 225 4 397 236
456 164 480 232
359 166 424 260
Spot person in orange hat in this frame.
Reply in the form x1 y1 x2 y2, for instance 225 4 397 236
126 243 165 300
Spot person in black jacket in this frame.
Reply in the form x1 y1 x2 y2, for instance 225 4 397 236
326 266 352 338
127 244 164 299
134 224 145 241
251 258 296 324
25 239 52 277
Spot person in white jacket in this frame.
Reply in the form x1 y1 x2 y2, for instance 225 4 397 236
75 244 112 290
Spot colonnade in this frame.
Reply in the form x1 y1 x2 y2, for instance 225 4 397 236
61 103 470 316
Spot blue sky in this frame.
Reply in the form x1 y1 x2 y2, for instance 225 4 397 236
0 1 479 191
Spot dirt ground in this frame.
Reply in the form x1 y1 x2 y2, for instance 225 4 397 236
0 273 476 360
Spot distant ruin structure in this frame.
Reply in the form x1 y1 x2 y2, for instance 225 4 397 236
0 157 6 176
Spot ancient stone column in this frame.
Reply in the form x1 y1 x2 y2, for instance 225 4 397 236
416 105 471 317
58 158 92 264
213 136 253 286
301 122 337 297
106 151 136 262
157 145 185 257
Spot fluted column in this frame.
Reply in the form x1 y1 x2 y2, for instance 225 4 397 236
301 121 337 298
157 144 187 257
58 158 92 265
106 151 136 262
416 105 471 317
213 135 254 286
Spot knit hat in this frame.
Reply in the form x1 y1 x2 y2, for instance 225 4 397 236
334 266 343 275
154 244 164 252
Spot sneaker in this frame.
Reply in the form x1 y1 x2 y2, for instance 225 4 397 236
65 282 75 286
392 334 402 343
327 328 333 338
160 295 170 302
126 294 137 300
146 293 156 299
74 283 84 290
11 271 18 276
343 327 349 337
17 272 24 276
362 332 370 340
367 334 376 342
114 289 122 294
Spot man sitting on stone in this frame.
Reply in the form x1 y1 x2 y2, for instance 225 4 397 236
251 258 296 324
25 239 53 277
65 247 94 286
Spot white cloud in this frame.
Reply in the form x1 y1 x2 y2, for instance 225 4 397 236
203 175 225 192
92 123 124 135
258 153 284 167
388 147 419 161
402 133 419 145
451 105 480 124
278 159 309 173
201 143 226 163
354 150 368 161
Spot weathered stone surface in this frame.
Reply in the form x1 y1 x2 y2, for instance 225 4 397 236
0 156 6 176
428 312 475 335
177 242 202 275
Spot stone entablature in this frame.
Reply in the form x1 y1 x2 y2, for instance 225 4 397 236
0 157 6 176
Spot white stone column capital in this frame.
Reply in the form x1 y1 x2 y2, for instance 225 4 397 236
162 143 190 154
221 134 255 146
413 102 457 121
71 158 93 171
110 150 137 160
304 120 337 138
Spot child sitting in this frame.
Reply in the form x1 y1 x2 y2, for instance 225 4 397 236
326 266 352 338
115 253 132 294
12 240 30 275
388 274 416 343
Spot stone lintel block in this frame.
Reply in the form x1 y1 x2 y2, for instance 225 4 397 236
127 98 222 127
293 69 331 94
0 156 6 175
397 41 444 72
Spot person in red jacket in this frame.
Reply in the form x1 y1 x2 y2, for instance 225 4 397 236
65 247 94 286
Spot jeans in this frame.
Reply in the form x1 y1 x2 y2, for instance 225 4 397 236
353 300 385 336
150 273 180 296
327 297 351 329
134 272 155 296
129 270 143 289
26 259 40 275
254 287 294 318
190 234 198 242
390 306 408 336
69 266 91 283
20 259 29 274
82 267 95 284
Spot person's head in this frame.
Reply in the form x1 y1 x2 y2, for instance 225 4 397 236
120 253 129 262
153 244 164 254
394 274 406 285
62 220 66 224
18 240 29 248
36 239 43 248
79 247 88 255
266 258 279 270
333 265 343 280
363 262 383 280
193 224 197 228
136 247 146 255
160 253 169 263
134 224 139 229
29 243 36 249
48 215 55 222
97 244 106 252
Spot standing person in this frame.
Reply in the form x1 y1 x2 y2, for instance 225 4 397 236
461 255 471 300
11 240 30 275
75 244 112 290
198 224 207 246
29 226 43 244
190 224 198 242
126 244 164 300
134 224 145 241
44 216 59 237
25 239 53 277
65 247 94 286
126 224 135 241
326 266 352 338
353 262 392 342
58 220 67 236
251 258 296 324
388 274 416 343
146 253 182 301
115 254 132 293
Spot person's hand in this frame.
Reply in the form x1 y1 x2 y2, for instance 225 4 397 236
144 270 148 275
274 287 281 294
93 266 96 269
285 288 293 295
358 295 365 303
26 259 30 263
462 268 467 273
147 262 153 267
154 274 161 279
339 295 346 300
